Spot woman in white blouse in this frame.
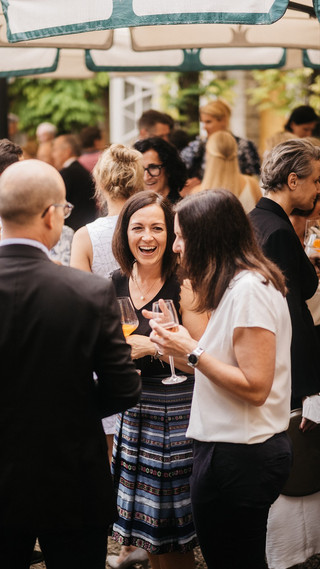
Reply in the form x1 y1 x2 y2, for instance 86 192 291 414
146 189 293 569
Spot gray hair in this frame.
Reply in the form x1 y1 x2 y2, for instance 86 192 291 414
261 138 320 193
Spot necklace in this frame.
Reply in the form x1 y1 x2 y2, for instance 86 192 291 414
132 273 160 301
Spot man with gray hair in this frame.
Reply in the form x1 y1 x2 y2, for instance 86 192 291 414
0 159 141 569
250 138 320 422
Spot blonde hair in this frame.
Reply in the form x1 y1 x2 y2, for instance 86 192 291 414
201 131 242 197
93 144 144 206
200 99 231 127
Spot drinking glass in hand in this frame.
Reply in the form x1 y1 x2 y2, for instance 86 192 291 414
304 218 320 257
117 297 139 337
152 299 187 385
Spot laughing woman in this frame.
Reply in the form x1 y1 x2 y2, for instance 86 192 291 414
108 190 208 569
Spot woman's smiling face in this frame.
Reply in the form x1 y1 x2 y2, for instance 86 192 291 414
142 149 169 197
127 204 167 268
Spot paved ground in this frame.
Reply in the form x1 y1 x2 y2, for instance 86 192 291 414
32 539 320 568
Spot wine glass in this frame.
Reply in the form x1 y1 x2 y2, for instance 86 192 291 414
304 218 320 257
152 299 187 385
117 297 139 337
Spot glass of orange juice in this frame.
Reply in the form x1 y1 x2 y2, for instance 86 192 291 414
117 297 139 337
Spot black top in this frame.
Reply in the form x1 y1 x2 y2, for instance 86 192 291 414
250 197 320 408
112 270 182 377
60 160 97 231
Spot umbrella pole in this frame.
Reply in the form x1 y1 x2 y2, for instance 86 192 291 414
0 79 9 139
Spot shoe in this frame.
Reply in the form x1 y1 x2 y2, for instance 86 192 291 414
30 550 44 565
107 549 149 569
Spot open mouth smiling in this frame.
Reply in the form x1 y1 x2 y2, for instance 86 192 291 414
139 246 157 254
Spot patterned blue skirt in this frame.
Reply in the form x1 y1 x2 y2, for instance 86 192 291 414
111 375 197 554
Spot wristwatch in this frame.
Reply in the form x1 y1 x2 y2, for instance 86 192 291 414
187 346 205 368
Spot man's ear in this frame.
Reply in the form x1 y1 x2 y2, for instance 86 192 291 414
287 172 297 191
42 205 55 229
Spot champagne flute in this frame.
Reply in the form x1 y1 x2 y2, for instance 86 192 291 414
117 297 139 337
152 299 187 385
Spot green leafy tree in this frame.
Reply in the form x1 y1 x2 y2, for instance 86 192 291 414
248 68 320 116
8 73 109 136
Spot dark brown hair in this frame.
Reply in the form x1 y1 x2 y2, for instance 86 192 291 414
175 189 287 312
112 190 177 280
0 139 22 174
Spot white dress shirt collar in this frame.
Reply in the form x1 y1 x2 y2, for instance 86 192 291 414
0 238 50 257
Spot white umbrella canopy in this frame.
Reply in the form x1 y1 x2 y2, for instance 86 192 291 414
0 0 319 50
0 38 319 78
0 1 319 78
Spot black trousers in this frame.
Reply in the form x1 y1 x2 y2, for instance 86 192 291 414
190 432 292 569
0 526 109 569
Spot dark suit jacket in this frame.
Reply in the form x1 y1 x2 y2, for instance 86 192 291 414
0 244 141 532
60 160 97 231
250 198 320 408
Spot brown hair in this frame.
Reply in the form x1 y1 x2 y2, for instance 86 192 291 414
175 189 287 312
112 190 177 280
0 139 23 174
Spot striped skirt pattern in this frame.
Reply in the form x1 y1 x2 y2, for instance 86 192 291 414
111 375 197 554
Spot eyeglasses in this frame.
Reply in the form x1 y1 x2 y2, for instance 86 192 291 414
143 164 165 177
41 202 74 219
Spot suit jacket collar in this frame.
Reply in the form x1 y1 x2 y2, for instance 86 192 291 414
255 197 291 225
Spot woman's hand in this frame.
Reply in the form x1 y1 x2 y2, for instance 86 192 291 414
126 333 154 360
143 308 197 358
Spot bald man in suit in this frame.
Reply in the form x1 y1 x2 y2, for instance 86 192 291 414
0 159 141 569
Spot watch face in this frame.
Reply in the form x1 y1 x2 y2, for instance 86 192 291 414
188 353 198 365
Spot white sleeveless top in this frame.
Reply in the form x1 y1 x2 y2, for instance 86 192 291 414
86 215 120 435
86 216 119 278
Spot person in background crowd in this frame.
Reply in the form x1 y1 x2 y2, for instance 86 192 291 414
37 141 54 165
0 138 23 174
180 99 261 193
21 140 38 160
0 159 141 569
169 128 191 152
137 109 174 143
36 122 57 144
147 188 292 569
199 131 262 212
134 137 187 205
52 134 97 231
78 126 104 172
284 105 319 139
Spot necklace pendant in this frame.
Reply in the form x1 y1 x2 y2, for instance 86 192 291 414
140 295 145 300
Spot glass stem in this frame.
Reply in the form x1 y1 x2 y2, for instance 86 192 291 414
169 356 177 378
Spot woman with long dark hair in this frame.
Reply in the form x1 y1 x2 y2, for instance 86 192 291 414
147 189 293 569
